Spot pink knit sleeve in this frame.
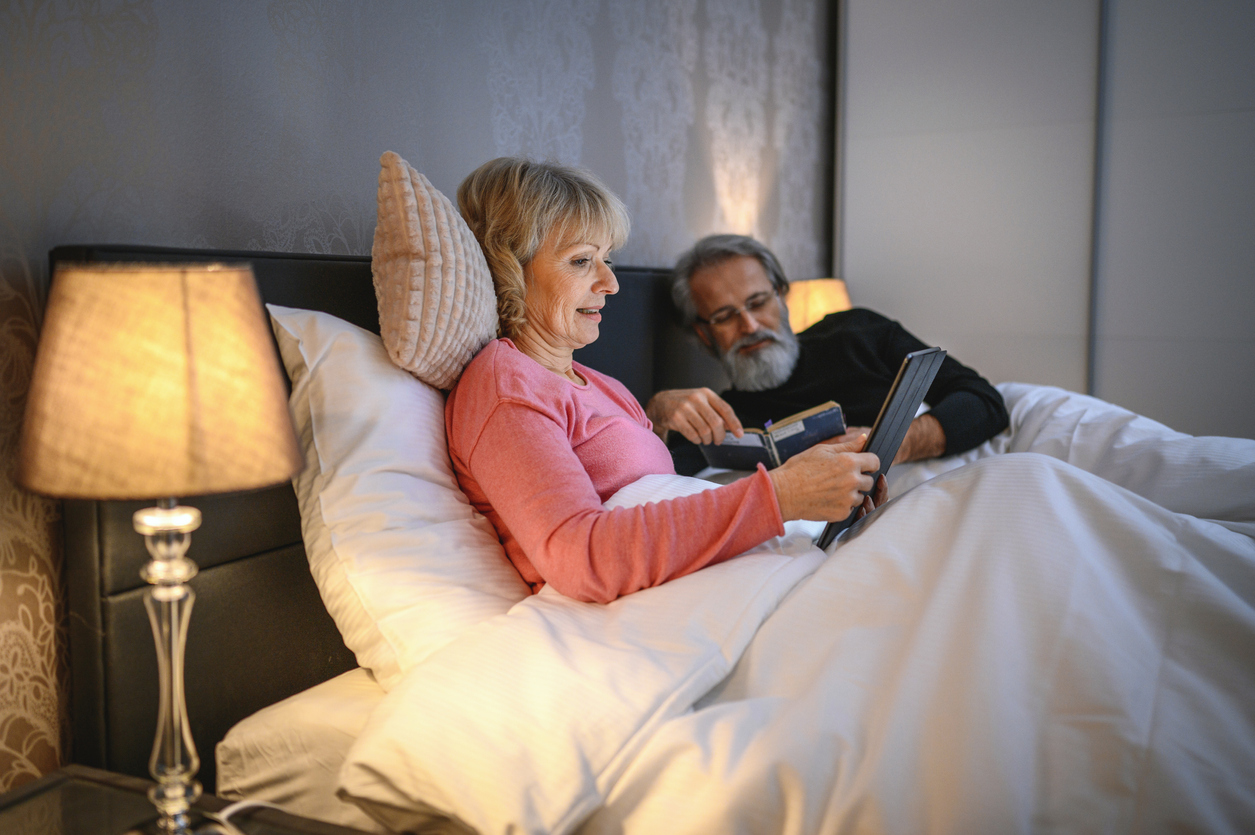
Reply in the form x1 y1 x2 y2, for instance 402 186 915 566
465 400 784 603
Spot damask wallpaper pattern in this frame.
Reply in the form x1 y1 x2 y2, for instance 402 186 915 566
610 0 699 260
0 0 833 790
705 0 771 236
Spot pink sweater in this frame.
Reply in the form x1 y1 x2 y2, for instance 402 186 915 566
445 339 784 603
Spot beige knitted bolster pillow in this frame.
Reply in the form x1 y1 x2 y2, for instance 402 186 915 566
371 151 498 389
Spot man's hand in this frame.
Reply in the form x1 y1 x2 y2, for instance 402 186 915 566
824 413 945 464
645 388 744 445
896 413 945 463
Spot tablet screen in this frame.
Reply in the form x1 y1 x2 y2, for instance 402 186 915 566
816 347 946 549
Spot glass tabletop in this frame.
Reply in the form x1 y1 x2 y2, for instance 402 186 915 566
0 767 369 835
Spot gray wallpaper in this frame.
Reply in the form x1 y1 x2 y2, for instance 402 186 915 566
2 0 831 271
0 0 833 787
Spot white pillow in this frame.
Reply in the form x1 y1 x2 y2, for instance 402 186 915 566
268 305 530 691
372 151 498 389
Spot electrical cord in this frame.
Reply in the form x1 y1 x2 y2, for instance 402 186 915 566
193 798 287 834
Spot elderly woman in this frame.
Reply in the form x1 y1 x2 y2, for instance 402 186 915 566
445 157 884 603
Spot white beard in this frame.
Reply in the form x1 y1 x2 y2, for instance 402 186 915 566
720 326 800 392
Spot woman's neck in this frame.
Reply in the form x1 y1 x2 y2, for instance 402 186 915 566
511 330 585 385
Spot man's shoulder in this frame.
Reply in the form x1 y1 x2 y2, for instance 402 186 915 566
799 307 894 340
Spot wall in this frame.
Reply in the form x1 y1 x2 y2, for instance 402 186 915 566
841 0 1099 393
1093 0 1255 439
840 0 1255 440
0 0 834 789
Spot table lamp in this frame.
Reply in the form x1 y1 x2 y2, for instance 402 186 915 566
785 277 851 333
18 263 302 834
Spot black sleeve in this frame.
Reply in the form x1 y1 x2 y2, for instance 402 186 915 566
871 313 1009 456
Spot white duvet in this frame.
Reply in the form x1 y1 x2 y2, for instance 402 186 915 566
335 384 1255 834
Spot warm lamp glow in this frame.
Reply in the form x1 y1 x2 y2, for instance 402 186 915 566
786 278 851 333
19 263 302 500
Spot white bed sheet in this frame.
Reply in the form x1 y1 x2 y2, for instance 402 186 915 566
337 450 1255 835
586 454 1255 834
216 668 386 833
218 383 1255 834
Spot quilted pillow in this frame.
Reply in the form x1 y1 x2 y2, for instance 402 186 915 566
371 150 498 389
268 304 529 691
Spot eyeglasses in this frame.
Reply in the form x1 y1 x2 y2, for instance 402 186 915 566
696 290 779 328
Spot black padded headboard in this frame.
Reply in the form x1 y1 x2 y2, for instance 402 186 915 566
49 243 705 792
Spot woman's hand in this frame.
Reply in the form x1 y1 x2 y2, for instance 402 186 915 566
768 436 882 522
823 426 871 446
853 473 889 521
645 387 743 445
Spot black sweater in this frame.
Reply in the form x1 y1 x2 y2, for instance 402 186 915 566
720 308 1008 458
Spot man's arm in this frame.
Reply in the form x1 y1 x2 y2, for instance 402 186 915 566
874 316 1008 457
897 413 946 463
833 413 945 464
644 388 744 445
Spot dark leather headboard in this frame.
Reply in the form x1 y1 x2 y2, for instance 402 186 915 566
49 243 708 791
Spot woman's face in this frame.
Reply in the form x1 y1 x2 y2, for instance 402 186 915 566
521 228 618 353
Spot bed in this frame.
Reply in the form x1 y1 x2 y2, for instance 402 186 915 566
54 238 1255 835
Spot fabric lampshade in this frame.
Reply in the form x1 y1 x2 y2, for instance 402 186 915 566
786 278 851 334
18 263 303 500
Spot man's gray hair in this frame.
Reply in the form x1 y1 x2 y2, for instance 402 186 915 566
670 234 790 327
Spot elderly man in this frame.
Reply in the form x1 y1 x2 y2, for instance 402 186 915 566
646 235 1255 540
645 234 1009 466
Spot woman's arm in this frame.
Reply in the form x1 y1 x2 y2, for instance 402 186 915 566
464 400 784 603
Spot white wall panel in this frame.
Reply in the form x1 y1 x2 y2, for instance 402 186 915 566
1094 0 1255 438
841 0 1099 391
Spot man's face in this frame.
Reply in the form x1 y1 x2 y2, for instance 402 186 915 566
689 255 786 354
689 254 799 391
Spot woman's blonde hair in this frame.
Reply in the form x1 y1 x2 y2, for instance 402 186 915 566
457 158 630 338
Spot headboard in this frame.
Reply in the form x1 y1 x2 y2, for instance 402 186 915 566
50 243 712 791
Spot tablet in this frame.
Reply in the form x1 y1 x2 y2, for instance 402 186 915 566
816 346 946 549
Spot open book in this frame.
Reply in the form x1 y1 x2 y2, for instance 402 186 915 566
698 401 846 470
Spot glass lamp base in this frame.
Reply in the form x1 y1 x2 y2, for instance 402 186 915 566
147 780 203 834
135 499 204 835
124 808 210 835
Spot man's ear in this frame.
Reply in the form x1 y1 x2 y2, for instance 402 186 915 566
692 323 713 350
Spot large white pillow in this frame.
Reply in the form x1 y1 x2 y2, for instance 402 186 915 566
268 304 530 691
372 151 498 389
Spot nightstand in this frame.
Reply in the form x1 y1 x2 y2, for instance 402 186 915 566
0 765 373 834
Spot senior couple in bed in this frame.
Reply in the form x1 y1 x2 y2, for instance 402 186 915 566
446 156 1251 604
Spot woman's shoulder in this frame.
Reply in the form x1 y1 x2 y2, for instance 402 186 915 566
455 338 572 410
448 340 562 457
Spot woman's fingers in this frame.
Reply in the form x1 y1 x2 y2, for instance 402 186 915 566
873 473 888 507
769 444 883 522
828 427 871 447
